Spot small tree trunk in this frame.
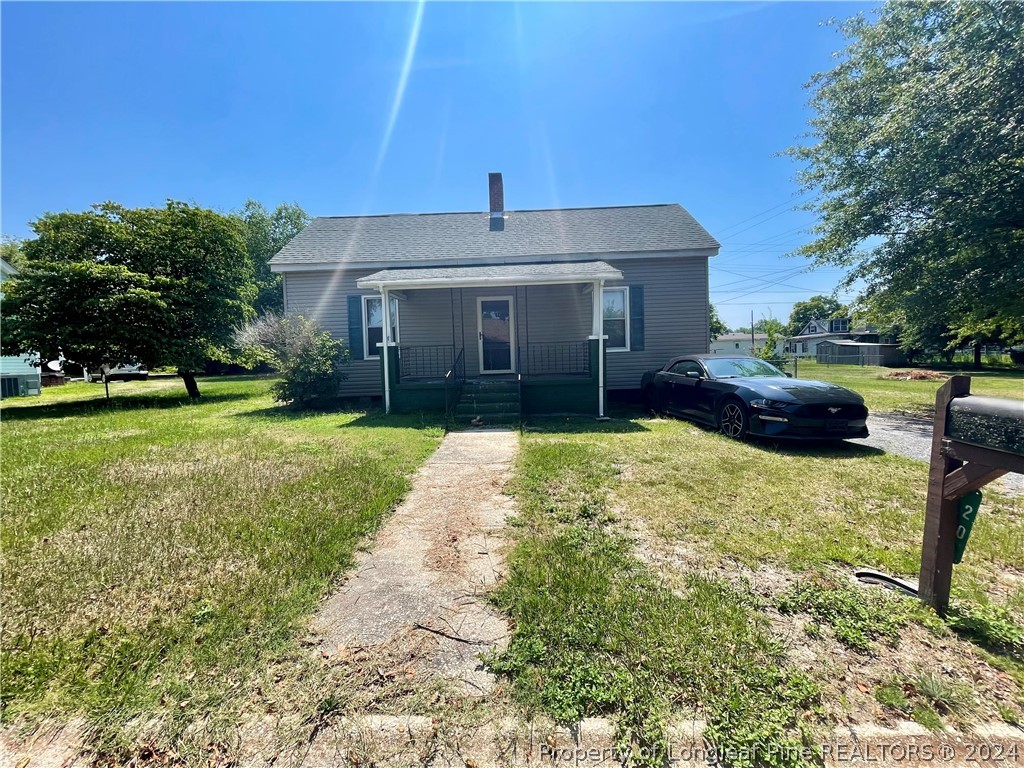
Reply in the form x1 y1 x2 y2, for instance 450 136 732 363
973 342 983 370
178 370 201 399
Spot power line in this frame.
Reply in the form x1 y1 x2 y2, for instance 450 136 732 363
713 190 810 237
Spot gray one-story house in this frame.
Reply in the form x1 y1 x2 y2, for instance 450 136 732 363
269 174 719 418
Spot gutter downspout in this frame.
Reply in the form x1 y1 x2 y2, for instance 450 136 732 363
381 286 392 414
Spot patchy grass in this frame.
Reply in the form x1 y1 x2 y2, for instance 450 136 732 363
792 361 1023 415
0 378 442 759
874 671 977 732
777 576 914 652
488 438 822 767
582 416 1024 620
509 412 1024 736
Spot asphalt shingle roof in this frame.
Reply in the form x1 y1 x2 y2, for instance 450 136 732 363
269 204 719 267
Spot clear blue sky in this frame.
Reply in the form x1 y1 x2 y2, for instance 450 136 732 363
1 1 870 329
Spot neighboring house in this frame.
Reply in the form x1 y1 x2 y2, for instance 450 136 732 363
0 258 41 398
710 332 784 357
269 173 720 416
786 317 899 363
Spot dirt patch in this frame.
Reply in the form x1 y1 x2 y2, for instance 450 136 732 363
309 429 517 696
884 370 949 381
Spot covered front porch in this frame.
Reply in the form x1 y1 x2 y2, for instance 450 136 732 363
355 261 621 419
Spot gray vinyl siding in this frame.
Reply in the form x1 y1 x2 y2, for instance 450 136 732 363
602 256 709 390
283 268 382 397
281 252 709 395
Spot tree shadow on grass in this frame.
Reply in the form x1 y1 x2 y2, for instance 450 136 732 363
0 391 251 422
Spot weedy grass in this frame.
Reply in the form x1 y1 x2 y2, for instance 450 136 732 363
487 438 822 768
790 361 1024 416
567 414 1024 628
777 577 914 652
874 671 977 732
0 377 442 760
514 412 1024 743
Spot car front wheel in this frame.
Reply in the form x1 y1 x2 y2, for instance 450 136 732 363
718 400 748 440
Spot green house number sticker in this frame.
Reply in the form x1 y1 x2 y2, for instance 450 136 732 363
953 490 983 565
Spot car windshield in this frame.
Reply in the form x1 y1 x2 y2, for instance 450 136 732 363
704 358 785 379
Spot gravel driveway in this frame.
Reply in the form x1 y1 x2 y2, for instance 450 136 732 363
853 413 1022 497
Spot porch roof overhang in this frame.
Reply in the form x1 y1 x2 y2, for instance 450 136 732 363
356 261 623 290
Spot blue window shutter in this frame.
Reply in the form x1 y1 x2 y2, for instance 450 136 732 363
629 285 645 351
347 295 364 359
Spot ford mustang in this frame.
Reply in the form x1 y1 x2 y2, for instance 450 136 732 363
640 355 869 441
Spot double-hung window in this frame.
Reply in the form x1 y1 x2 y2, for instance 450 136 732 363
602 288 629 352
362 295 400 360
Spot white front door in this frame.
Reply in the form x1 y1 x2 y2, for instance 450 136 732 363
477 295 515 374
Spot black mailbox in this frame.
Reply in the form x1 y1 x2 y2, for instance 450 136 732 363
947 394 1024 457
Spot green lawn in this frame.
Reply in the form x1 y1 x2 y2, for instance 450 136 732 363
0 377 441 759
490 412 1024 764
792 360 1024 415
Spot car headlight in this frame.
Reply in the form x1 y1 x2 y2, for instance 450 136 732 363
750 398 792 410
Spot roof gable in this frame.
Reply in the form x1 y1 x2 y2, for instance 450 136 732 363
269 204 719 268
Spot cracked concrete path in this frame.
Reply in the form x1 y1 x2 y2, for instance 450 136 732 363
309 428 518 693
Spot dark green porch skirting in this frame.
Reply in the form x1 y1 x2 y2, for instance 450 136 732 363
382 339 606 415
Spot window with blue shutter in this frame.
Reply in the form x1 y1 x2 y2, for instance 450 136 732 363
629 285 644 351
347 295 363 359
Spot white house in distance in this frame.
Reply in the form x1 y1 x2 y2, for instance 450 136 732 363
0 258 41 398
710 332 784 357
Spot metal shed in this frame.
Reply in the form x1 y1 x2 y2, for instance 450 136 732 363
815 340 907 367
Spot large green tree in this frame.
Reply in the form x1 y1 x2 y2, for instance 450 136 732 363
1 201 255 397
786 295 846 337
237 200 309 313
791 2 1024 363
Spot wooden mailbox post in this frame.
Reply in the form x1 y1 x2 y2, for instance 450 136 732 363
919 375 1024 614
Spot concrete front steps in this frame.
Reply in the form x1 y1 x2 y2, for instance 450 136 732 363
454 379 520 426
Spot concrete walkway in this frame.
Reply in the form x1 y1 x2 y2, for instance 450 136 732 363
310 428 518 692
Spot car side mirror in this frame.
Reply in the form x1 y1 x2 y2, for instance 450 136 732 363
685 371 702 379
784 371 793 378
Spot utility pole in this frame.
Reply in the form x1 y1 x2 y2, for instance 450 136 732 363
751 310 755 355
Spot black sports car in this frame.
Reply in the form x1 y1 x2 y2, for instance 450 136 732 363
640 355 869 441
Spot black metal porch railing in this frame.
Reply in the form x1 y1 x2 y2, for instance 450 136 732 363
398 344 454 380
518 341 591 376
444 348 466 432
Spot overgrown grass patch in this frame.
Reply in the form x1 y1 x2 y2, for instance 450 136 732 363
0 378 441 759
488 437 822 767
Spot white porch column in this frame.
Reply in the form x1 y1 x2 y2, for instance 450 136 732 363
590 279 606 418
381 287 392 414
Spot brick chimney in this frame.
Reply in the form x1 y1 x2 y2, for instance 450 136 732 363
488 172 504 214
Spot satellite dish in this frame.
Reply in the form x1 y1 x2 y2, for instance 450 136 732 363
45 359 62 372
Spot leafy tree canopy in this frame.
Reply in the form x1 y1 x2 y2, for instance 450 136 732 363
1 201 255 397
237 200 310 314
709 304 729 340
786 295 846 337
791 2 1024 350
